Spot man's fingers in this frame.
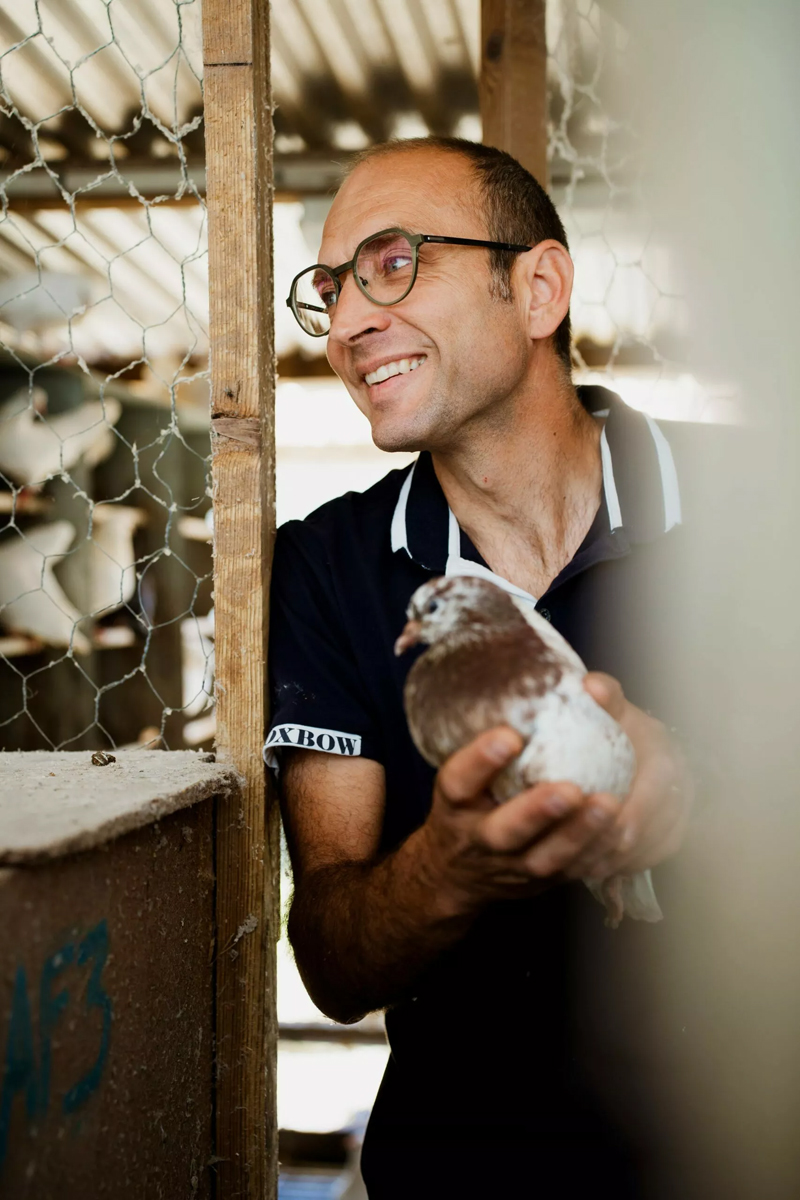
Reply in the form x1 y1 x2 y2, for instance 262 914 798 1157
584 760 694 878
479 781 583 853
565 798 630 878
611 786 692 874
523 792 620 877
436 726 523 806
583 671 626 722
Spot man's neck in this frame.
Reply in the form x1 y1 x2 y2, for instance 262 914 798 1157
430 374 603 599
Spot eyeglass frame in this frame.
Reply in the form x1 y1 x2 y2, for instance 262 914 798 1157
285 226 534 336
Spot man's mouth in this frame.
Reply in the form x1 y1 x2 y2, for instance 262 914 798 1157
364 356 427 387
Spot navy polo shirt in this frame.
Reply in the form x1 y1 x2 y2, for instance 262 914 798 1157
267 386 692 1196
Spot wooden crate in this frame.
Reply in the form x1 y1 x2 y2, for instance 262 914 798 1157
0 750 242 1200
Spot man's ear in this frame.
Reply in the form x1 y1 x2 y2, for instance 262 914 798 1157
514 239 574 343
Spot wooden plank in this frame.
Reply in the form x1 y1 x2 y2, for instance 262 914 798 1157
278 1023 388 1046
203 0 257 66
202 0 278 1196
480 0 549 186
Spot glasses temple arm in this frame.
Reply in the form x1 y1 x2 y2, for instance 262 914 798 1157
421 235 532 252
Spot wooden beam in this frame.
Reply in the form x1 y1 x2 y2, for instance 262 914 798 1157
202 0 278 1197
0 154 348 205
479 0 548 186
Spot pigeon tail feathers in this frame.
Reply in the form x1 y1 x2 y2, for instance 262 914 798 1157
585 869 663 928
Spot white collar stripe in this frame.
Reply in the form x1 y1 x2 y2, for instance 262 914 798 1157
390 461 416 554
388 399 680 560
446 507 538 603
447 507 460 561
644 413 682 531
600 426 623 532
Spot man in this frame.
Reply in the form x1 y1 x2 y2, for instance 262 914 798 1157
267 138 693 1197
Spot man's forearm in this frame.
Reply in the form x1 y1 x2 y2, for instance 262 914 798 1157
288 826 477 1023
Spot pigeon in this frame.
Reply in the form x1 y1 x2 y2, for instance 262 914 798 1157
180 611 215 717
394 574 663 928
0 271 93 333
57 503 146 618
0 387 121 487
0 521 90 652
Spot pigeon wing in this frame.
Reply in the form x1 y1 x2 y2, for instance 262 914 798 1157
403 626 565 770
0 521 90 650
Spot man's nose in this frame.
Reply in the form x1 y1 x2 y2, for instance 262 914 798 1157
327 274 391 345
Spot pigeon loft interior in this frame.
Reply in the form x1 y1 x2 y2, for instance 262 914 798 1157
0 0 751 1197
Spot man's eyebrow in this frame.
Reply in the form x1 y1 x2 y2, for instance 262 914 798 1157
323 223 424 265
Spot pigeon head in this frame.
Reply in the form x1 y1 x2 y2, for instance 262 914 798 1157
394 575 527 655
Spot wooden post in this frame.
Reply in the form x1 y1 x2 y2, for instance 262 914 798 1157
480 0 549 186
203 1 278 1197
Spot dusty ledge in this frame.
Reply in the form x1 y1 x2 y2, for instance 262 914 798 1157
0 749 244 864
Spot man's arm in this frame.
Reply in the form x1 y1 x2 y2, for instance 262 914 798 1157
283 722 629 1024
282 673 693 1025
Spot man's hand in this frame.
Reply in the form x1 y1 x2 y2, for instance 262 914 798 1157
283 675 692 1020
419 726 622 916
419 672 693 915
576 672 694 881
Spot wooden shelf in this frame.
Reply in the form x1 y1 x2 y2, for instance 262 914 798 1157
0 492 52 515
178 514 212 542
278 1010 386 1046
183 710 215 745
0 626 138 658
92 625 137 650
0 634 44 657
278 1023 387 1046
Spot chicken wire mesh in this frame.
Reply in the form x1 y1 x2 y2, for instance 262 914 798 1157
546 0 729 421
0 0 719 754
270 0 726 421
548 0 682 404
0 0 214 752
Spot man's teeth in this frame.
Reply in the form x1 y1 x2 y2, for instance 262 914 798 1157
365 357 426 386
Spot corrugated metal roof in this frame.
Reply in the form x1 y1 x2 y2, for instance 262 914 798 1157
0 0 478 369
0 0 694 381
0 0 206 373
271 0 479 152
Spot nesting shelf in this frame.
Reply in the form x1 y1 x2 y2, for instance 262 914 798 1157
0 627 139 659
0 750 243 1198
0 749 240 862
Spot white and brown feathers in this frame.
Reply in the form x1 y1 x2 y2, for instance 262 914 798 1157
395 575 662 928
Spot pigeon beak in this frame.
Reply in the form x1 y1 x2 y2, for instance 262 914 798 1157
394 620 422 656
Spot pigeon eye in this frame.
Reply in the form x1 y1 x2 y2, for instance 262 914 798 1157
426 599 440 614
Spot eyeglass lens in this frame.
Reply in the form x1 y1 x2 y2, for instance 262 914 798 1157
292 231 416 336
293 266 338 336
354 231 415 304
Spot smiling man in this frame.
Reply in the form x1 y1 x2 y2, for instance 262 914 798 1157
267 139 692 1198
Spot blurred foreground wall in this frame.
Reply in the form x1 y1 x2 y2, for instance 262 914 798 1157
611 2 800 1195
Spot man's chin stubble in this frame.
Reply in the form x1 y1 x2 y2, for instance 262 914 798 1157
369 409 450 455
371 428 425 454
367 388 465 454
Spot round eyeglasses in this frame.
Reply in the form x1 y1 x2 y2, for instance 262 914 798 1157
286 226 533 337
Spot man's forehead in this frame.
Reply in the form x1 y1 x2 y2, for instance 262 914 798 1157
320 150 482 259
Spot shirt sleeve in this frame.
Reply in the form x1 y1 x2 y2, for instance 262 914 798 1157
264 518 382 771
